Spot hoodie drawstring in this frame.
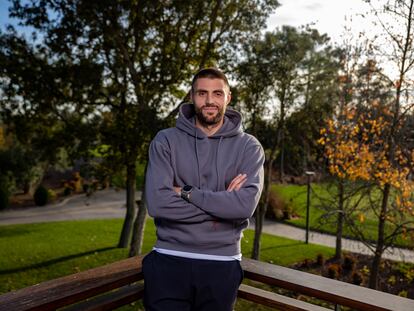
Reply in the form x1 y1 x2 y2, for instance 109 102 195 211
216 137 223 191
195 131 201 188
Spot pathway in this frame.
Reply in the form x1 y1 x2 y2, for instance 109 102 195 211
1 188 413 263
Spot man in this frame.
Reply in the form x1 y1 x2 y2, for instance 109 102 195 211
143 67 264 311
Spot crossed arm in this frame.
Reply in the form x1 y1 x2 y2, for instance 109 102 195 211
173 173 247 195
145 135 264 222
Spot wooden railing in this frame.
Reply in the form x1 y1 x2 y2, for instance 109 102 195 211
0 255 413 311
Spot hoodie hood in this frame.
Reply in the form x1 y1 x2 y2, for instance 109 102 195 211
177 103 243 138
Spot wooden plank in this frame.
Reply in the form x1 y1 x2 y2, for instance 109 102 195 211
238 284 330 311
63 283 144 311
241 258 414 311
0 256 143 311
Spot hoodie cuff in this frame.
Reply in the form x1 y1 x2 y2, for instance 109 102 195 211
189 187 204 208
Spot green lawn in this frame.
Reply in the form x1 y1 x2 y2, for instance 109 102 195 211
0 218 334 310
272 183 414 249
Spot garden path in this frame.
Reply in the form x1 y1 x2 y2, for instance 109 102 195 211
1 188 413 263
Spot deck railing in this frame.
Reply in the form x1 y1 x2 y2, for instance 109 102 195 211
0 255 413 311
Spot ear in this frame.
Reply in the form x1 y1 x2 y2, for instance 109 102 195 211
227 92 232 105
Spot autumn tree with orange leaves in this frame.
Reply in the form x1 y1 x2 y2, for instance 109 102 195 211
318 0 414 289
319 100 414 289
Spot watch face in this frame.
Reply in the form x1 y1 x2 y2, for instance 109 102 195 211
183 185 193 192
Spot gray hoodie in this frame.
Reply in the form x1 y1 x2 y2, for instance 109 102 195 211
145 103 264 256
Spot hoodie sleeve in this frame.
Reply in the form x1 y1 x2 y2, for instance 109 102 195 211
188 140 265 220
145 135 215 223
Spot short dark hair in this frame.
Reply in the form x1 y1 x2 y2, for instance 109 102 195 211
191 67 230 92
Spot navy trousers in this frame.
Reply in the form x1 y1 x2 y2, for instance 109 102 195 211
142 251 243 311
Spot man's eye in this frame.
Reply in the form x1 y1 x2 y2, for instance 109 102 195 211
214 92 223 97
198 91 206 96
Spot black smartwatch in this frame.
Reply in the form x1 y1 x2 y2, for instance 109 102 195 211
181 185 193 202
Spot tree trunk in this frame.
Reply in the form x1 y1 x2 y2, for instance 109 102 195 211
252 155 274 260
278 88 286 183
28 162 49 195
335 180 344 259
118 162 137 248
252 204 264 260
369 183 390 289
129 163 148 256
279 134 285 182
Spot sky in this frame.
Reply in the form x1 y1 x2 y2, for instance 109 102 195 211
1 0 373 45
266 0 373 44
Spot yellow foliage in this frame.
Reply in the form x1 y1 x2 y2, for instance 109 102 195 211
319 102 414 212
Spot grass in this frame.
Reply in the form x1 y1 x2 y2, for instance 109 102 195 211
272 183 414 249
0 218 334 310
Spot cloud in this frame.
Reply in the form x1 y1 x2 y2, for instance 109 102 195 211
304 2 323 11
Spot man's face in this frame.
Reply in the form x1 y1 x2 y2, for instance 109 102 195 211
191 77 231 127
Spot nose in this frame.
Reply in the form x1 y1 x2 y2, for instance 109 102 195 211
205 92 213 104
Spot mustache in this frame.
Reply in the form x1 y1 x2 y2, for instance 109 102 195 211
202 103 219 108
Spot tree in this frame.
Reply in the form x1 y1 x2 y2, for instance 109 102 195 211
266 26 319 182
283 43 340 175
0 29 100 195
315 45 393 259
6 0 279 254
319 101 414 289
360 0 414 288
235 38 275 260
236 26 338 259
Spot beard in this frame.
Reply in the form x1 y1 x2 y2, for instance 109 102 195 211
194 103 225 127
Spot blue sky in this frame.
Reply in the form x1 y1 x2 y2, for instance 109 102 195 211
0 0 13 27
0 0 35 36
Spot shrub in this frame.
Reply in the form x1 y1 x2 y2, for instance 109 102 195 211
397 263 414 283
316 253 325 266
342 255 356 272
360 265 370 276
34 185 49 206
351 271 363 285
63 187 72 196
327 264 341 279
387 275 396 286
82 183 90 193
0 187 9 210
47 189 57 203
301 258 311 269
265 191 285 220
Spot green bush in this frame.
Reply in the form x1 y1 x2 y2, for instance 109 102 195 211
0 187 9 210
47 189 57 203
34 185 49 206
63 187 72 196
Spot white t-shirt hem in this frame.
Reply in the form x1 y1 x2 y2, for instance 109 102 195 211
153 247 242 261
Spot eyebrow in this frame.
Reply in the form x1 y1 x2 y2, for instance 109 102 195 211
195 88 225 93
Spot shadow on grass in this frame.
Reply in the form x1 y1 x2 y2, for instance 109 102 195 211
0 225 44 238
0 246 117 275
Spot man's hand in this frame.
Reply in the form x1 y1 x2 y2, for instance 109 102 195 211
174 173 247 195
173 186 181 195
227 174 247 192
